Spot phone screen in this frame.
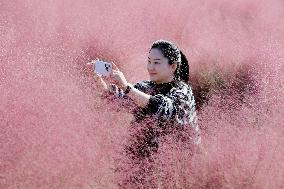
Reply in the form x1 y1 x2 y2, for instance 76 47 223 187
94 60 112 76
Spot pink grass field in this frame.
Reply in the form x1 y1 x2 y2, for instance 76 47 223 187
0 0 283 188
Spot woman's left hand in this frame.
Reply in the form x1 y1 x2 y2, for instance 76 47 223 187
111 62 129 90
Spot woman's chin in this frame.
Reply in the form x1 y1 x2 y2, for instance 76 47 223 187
149 76 157 82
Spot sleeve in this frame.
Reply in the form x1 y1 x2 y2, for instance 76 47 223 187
100 81 149 112
145 85 197 127
145 85 201 144
102 81 149 99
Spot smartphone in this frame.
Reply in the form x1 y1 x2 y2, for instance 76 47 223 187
93 60 112 76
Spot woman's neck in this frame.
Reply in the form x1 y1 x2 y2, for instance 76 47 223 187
154 76 175 84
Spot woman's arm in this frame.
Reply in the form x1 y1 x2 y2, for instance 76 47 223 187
110 63 151 108
124 84 150 108
140 85 197 125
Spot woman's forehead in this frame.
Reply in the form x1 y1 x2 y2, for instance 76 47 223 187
148 48 165 59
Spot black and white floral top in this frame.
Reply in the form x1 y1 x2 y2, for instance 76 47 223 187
107 80 201 145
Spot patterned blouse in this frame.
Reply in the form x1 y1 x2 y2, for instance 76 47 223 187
107 80 201 146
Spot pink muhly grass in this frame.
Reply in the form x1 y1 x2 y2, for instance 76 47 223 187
1 0 284 188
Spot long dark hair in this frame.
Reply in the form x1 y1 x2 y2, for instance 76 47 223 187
150 39 189 83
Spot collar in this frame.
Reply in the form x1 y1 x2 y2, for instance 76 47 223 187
149 80 177 93
150 80 177 86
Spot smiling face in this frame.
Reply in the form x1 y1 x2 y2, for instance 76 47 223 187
147 48 177 84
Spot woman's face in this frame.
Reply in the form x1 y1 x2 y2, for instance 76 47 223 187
147 48 177 84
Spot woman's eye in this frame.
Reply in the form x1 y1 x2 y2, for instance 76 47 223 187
154 62 160 64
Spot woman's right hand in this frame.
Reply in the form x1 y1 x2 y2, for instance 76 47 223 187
96 75 123 96
94 74 109 91
89 63 119 94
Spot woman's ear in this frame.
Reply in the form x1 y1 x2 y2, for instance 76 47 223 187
171 62 178 73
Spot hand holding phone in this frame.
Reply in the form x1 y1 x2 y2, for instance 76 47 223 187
88 60 129 94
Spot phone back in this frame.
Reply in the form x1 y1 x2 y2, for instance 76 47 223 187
94 60 112 76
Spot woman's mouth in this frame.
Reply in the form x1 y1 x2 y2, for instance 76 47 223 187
149 73 157 76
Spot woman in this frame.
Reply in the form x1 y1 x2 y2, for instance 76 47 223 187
94 39 200 186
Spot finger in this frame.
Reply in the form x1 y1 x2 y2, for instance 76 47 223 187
112 71 121 77
111 73 119 80
102 75 111 80
110 73 120 81
94 73 102 80
112 62 120 71
97 74 103 79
